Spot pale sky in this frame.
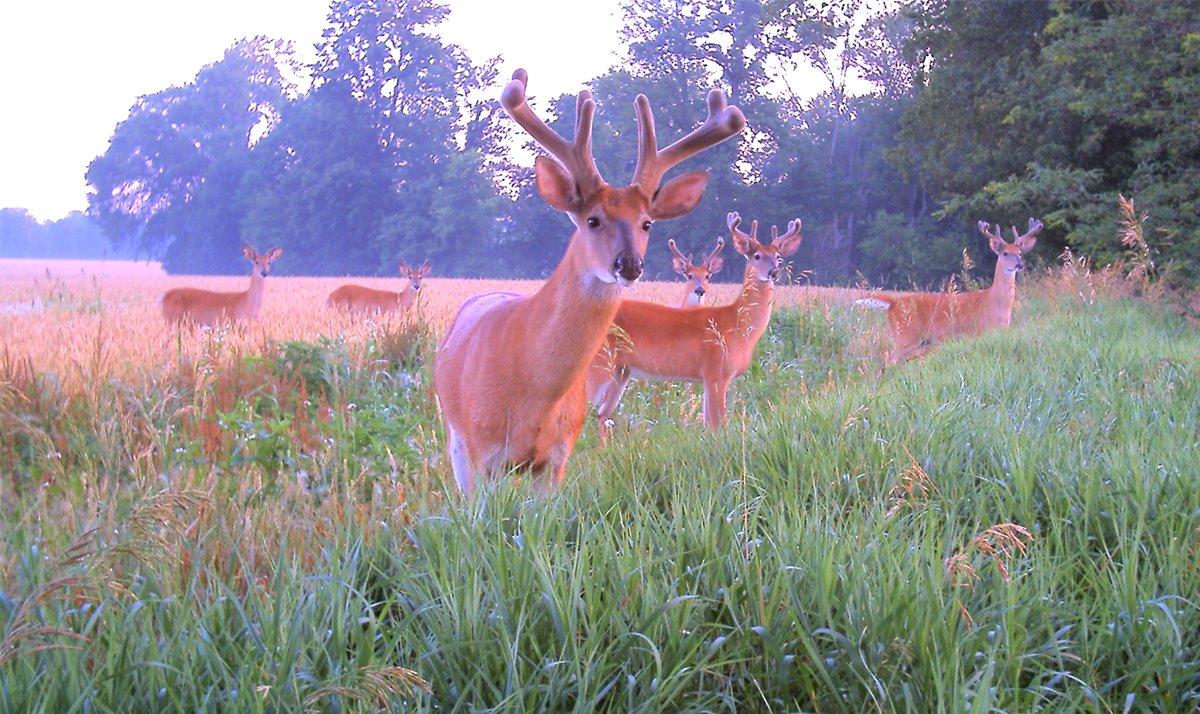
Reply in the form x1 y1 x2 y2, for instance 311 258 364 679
0 0 627 221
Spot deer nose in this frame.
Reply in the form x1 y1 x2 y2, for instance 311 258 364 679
614 251 643 282
694 286 705 296
768 268 779 281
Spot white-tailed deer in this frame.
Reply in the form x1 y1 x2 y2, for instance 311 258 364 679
161 243 283 327
327 260 430 314
668 236 725 306
854 218 1042 365
588 213 802 442
434 69 745 493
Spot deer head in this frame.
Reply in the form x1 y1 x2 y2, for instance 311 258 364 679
669 237 725 304
980 218 1041 275
242 243 283 278
728 213 802 283
399 259 431 291
501 69 745 287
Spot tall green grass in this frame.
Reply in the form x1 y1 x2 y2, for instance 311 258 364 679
2 284 1198 711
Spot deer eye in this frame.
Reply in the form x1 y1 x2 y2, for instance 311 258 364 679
587 216 600 228
754 253 762 260
642 221 652 231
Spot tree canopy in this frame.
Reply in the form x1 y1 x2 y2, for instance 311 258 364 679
65 0 1200 286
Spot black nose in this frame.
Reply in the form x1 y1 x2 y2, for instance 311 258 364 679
695 287 705 295
614 251 643 282
768 268 779 281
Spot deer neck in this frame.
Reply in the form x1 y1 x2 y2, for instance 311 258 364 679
987 261 1017 318
729 263 775 345
244 270 266 312
524 237 624 393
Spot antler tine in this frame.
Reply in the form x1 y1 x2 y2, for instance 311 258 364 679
632 89 747 195
1024 217 1044 239
977 220 1002 242
726 211 741 232
770 225 779 242
501 69 603 193
705 237 725 262
750 220 759 240
772 218 801 243
667 238 689 263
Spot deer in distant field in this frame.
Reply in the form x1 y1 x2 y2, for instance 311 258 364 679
161 243 283 327
588 213 802 442
434 69 745 493
327 260 430 314
854 218 1043 365
668 237 725 306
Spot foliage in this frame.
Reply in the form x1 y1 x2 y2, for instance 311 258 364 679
902 0 1200 283
0 209 134 260
70 0 1200 286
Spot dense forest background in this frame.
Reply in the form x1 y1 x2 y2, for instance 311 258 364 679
4 0 1198 287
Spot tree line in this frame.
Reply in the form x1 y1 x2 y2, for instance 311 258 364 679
63 0 1200 285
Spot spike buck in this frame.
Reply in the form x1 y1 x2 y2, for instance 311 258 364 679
434 69 745 493
327 260 430 314
161 243 283 327
854 218 1043 365
668 236 725 306
588 213 802 442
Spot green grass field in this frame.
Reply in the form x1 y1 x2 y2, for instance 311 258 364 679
2 273 1198 711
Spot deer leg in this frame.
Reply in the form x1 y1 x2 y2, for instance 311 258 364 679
702 378 729 430
446 425 474 494
595 367 631 445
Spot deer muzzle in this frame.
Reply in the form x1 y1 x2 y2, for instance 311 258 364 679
614 251 643 283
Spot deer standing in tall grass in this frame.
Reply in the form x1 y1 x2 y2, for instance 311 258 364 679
161 243 282 327
434 69 745 493
588 213 802 442
854 218 1042 365
668 237 725 306
327 260 430 314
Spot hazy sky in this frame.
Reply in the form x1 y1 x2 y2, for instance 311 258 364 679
0 0 626 221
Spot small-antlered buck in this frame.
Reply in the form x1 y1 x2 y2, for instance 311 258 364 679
855 218 1042 365
327 260 430 314
161 243 283 327
588 213 802 442
668 236 725 306
434 69 745 493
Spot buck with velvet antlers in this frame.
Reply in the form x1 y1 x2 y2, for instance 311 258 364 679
855 218 1042 365
588 213 802 442
668 237 725 306
434 70 745 493
327 260 430 314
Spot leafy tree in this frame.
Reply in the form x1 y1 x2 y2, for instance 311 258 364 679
901 0 1200 282
86 37 297 272
0 208 132 259
240 83 392 275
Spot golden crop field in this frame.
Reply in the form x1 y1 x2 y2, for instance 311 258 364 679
0 258 866 389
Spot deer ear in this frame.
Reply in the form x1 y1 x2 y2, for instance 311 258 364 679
534 155 580 213
671 253 691 276
1016 234 1038 252
242 243 256 260
777 235 802 258
707 255 724 274
267 247 283 260
989 235 1008 255
649 171 708 220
